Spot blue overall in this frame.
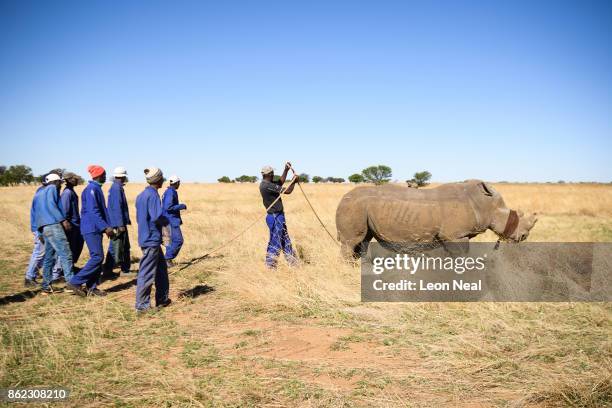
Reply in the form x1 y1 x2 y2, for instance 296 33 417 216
60 187 84 265
135 186 170 310
104 180 132 272
70 181 110 290
265 213 297 268
162 187 185 260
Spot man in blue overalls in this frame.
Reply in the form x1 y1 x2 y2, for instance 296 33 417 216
103 166 132 277
60 172 84 271
162 175 187 267
135 167 171 313
69 165 115 297
259 163 299 268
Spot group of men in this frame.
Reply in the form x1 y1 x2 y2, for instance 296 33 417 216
25 165 186 312
23 161 300 312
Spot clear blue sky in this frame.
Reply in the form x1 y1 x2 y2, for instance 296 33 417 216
1 0 611 182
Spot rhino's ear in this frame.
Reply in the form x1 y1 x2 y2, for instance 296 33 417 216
479 182 494 197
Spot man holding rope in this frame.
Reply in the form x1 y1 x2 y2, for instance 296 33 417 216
259 162 299 268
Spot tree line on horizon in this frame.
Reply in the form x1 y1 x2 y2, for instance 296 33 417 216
216 165 433 186
0 165 85 187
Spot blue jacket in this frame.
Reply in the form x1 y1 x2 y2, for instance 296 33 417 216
80 181 111 235
136 186 168 247
61 187 80 227
33 185 65 230
29 185 45 233
107 180 131 228
162 187 186 227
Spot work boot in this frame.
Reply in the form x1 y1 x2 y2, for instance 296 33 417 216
24 278 38 288
87 288 108 297
65 283 87 297
40 286 55 295
156 298 172 310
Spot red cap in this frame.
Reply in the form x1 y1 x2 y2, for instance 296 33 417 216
87 165 105 179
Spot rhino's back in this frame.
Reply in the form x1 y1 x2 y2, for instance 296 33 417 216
343 182 484 242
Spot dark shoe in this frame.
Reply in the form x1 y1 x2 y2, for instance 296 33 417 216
156 298 172 309
101 272 120 281
166 259 177 268
87 288 108 297
65 283 87 297
120 270 133 276
52 276 65 284
24 278 38 288
40 286 55 295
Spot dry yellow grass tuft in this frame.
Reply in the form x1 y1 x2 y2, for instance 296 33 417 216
0 182 610 406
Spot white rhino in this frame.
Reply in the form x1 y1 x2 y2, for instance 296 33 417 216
336 180 537 258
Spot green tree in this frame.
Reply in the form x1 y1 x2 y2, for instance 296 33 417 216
348 173 364 183
217 176 232 183
298 173 310 183
325 177 345 183
234 175 258 183
361 165 392 185
312 176 323 183
1 165 34 185
409 171 432 187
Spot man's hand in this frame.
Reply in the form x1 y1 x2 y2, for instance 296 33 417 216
118 226 127 233
284 161 292 171
62 220 72 231
38 234 44 244
105 227 116 239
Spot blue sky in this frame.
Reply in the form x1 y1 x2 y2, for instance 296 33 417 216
1 0 610 182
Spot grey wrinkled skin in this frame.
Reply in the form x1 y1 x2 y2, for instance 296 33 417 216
336 180 537 259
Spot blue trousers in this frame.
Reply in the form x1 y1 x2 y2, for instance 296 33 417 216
65 225 84 266
70 232 104 289
41 224 74 289
136 246 169 311
25 233 62 280
265 213 297 268
164 225 184 260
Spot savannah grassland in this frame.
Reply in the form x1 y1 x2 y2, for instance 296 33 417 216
0 182 610 407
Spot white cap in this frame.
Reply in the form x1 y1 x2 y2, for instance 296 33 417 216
45 173 61 183
261 165 274 175
113 166 128 178
168 175 180 184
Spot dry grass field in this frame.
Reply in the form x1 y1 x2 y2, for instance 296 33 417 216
0 182 610 407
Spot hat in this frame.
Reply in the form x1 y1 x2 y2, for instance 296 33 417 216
144 167 164 184
261 165 274 175
45 173 61 183
63 171 78 180
113 166 128 178
87 165 105 179
168 175 180 184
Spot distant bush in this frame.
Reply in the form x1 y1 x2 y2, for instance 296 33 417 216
234 175 258 183
408 171 432 187
217 176 233 183
362 165 392 185
298 173 310 183
312 176 323 183
325 177 345 183
0 165 35 186
348 173 365 183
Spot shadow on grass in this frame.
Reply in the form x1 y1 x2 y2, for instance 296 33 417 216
0 289 40 306
178 284 215 299
104 279 138 293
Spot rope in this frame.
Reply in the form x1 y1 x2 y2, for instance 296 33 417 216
295 181 340 246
